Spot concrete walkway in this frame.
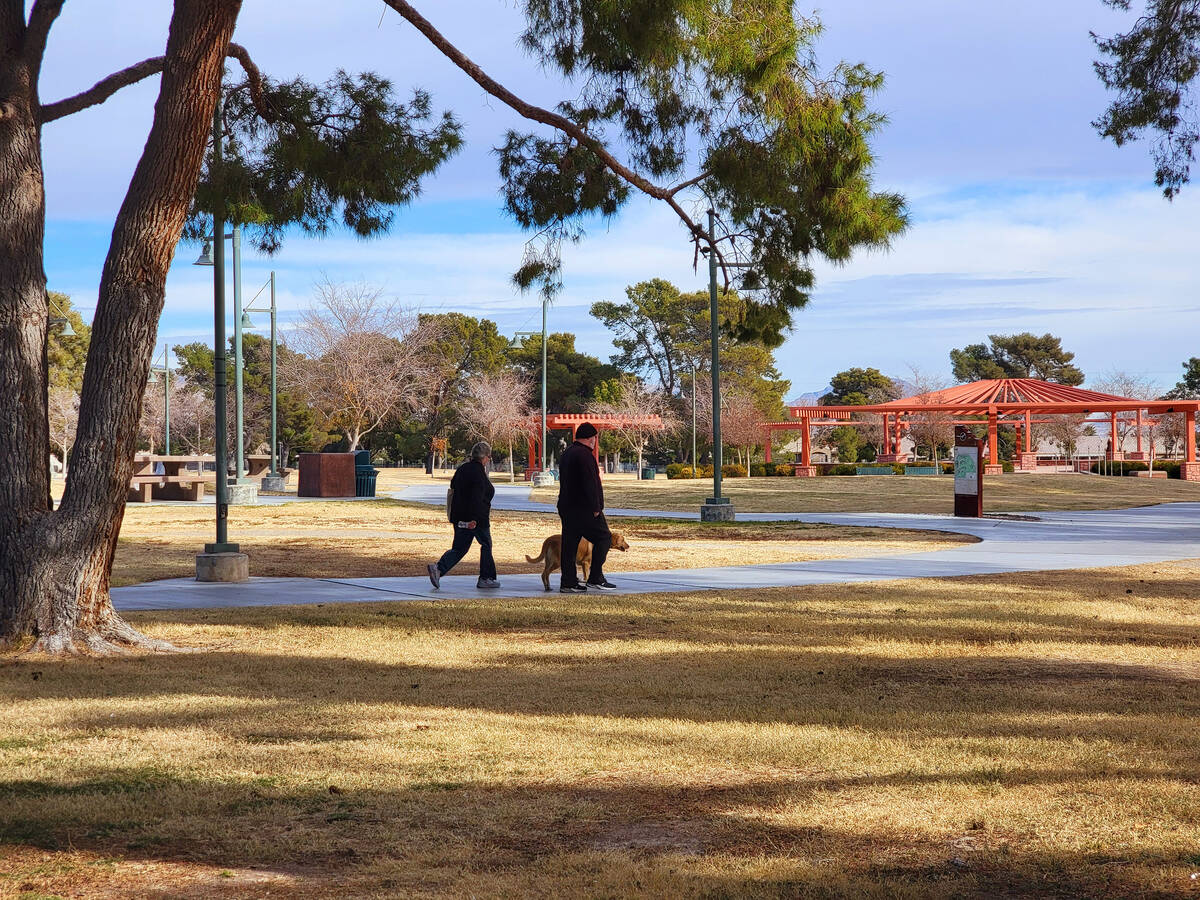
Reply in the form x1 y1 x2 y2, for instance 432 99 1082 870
110 483 1200 612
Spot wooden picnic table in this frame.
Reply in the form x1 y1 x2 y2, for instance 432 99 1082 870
128 454 209 502
245 453 290 479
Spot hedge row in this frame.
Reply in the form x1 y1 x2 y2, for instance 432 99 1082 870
1089 460 1181 478
665 463 757 479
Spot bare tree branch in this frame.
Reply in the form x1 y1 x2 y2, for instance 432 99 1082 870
40 56 166 123
24 0 65 79
40 42 270 124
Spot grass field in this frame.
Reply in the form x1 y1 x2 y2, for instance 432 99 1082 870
2 561 1198 897
539 471 1200 514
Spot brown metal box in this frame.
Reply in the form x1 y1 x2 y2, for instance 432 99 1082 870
297 452 356 497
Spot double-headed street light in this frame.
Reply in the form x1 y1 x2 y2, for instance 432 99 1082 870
147 343 171 454
194 222 247 483
241 271 281 485
510 322 549 482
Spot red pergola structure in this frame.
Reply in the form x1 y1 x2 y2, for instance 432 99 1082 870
763 378 1200 480
524 412 666 476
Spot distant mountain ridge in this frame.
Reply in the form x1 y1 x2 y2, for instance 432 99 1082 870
786 388 830 406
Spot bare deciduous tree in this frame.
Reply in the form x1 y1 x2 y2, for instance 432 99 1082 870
1090 370 1161 452
460 370 533 482
693 378 764 471
1043 414 1089 459
901 366 954 462
1157 413 1186 458
282 280 443 451
588 377 679 475
169 386 214 456
47 386 79 473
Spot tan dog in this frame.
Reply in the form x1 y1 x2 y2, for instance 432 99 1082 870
526 532 629 591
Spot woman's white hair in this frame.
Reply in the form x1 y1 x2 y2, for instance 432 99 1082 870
471 441 492 461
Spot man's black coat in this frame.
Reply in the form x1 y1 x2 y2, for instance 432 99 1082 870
557 441 604 515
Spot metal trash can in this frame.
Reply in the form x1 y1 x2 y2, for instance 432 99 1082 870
354 450 379 498
641 467 656 480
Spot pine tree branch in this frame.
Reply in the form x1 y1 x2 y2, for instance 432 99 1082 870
382 0 708 245
39 42 271 124
225 42 275 121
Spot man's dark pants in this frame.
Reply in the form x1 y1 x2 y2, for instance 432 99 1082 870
558 510 611 587
436 520 497 579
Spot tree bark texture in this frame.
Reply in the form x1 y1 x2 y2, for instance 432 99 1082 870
0 1 242 652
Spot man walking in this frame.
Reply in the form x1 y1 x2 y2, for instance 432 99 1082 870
556 423 616 592
428 442 501 590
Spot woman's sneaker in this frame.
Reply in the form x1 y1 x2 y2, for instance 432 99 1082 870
560 584 587 593
586 580 618 591
427 564 441 589
477 578 501 589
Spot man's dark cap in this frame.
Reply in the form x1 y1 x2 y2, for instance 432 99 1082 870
576 422 598 439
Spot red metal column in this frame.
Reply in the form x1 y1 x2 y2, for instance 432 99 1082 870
1024 410 1031 451
1183 409 1200 481
1136 410 1144 454
882 413 891 454
988 409 999 467
1110 412 1118 454
802 419 812 466
764 430 772 463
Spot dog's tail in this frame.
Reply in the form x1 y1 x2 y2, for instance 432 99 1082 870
525 548 546 563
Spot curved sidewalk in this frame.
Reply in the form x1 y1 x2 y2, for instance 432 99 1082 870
111 483 1200 612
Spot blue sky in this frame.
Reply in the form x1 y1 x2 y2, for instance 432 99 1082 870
37 1 1200 395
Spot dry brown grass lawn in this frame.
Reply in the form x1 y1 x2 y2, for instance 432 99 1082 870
111 498 969 588
549 471 1200 514
3 561 1199 897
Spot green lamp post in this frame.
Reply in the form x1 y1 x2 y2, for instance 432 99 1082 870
242 271 282 489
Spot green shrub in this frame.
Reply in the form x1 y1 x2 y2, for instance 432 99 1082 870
749 464 766 477
891 463 905 475
722 463 747 478
697 464 714 478
762 462 778 476
941 462 955 474
774 463 794 476
1002 460 1014 473
665 463 686 479
1095 460 1182 478
823 464 858 476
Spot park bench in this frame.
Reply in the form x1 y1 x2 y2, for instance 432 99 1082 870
128 454 208 502
855 465 894 475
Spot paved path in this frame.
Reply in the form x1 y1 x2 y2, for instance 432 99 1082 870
111 483 1200 612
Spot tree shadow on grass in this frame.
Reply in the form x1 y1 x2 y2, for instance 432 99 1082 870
5 639 1198 753
120 571 1200 650
2 769 1196 898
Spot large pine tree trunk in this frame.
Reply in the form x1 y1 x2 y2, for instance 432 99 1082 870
0 1 241 653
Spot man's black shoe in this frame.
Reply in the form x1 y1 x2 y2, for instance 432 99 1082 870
587 580 618 591
560 584 587 593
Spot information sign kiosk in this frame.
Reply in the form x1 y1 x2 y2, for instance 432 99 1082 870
953 426 984 518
